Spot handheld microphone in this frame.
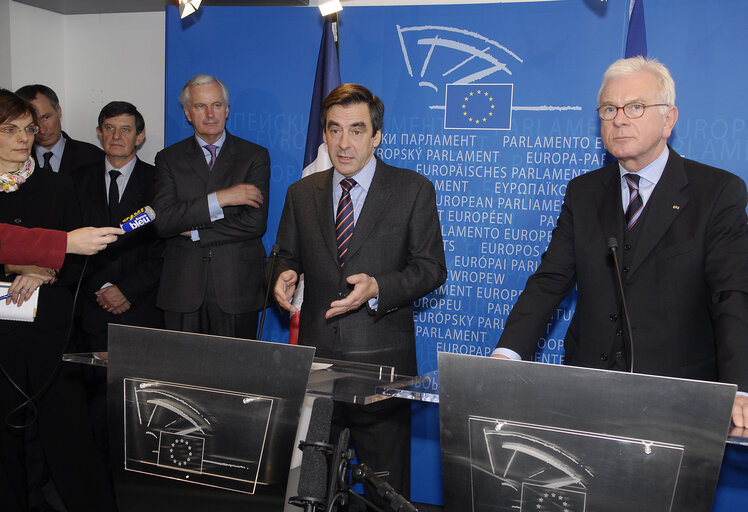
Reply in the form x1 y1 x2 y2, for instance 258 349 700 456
119 206 156 232
607 237 635 373
290 397 334 512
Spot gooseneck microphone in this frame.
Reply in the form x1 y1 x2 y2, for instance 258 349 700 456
607 237 635 373
351 464 418 512
290 397 334 512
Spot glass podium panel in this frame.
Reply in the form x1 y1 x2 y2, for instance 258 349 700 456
123 377 276 494
64 354 414 405
470 417 684 511
306 357 413 404
376 369 440 403
728 426 748 447
106 325 315 512
438 352 736 512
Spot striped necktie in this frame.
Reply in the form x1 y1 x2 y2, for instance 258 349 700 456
625 173 644 229
335 178 357 267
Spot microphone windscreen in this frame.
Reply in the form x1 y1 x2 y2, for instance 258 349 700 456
306 397 333 443
297 397 333 500
607 237 618 250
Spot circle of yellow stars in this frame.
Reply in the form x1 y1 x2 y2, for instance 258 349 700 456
462 89 495 125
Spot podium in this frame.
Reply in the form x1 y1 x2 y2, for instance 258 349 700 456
105 325 315 512
65 328 746 511
437 353 736 512
64 325 415 512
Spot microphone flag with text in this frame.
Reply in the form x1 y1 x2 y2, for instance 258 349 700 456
119 206 156 232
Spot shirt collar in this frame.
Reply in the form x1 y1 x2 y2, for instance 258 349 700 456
332 154 377 193
35 133 66 162
105 155 137 179
618 146 669 187
195 131 226 150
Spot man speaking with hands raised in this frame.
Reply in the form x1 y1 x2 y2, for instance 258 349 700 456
272 83 446 505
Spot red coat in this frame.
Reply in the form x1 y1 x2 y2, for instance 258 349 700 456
0 223 66 268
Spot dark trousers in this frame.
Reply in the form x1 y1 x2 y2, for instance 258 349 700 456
331 399 411 511
163 269 259 339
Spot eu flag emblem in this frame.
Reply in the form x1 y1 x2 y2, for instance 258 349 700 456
444 83 513 130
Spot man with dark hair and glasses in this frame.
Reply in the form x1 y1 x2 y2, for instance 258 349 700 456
493 56 748 426
15 84 103 174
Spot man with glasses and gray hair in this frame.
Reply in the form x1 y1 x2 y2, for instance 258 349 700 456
493 56 748 426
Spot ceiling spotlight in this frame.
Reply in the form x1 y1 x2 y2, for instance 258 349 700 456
319 0 343 17
179 0 202 19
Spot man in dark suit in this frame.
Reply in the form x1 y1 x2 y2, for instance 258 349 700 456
73 101 163 457
73 101 163 351
15 84 103 174
272 84 447 502
153 74 270 338
493 56 748 426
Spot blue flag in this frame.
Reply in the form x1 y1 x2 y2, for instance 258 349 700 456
444 83 513 130
303 17 341 168
625 0 647 57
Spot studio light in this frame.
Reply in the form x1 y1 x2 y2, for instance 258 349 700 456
179 0 202 19
319 0 343 17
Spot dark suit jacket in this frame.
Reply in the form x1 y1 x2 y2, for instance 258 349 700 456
73 158 163 350
273 159 447 375
153 132 270 314
0 169 116 512
33 131 103 175
498 149 748 389
0 169 83 331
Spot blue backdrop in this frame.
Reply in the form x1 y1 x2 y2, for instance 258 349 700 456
164 0 748 506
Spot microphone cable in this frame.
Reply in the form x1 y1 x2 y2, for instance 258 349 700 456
1 255 89 430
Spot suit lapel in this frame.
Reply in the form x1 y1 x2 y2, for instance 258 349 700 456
91 163 109 225
346 160 391 263
598 164 625 263
58 132 75 174
185 137 210 185
57 132 80 174
207 132 235 189
313 170 338 265
118 159 146 219
628 150 688 276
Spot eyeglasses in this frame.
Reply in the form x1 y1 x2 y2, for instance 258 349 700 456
596 102 671 121
0 125 40 137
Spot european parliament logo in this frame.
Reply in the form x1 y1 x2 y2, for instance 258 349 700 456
444 83 512 130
